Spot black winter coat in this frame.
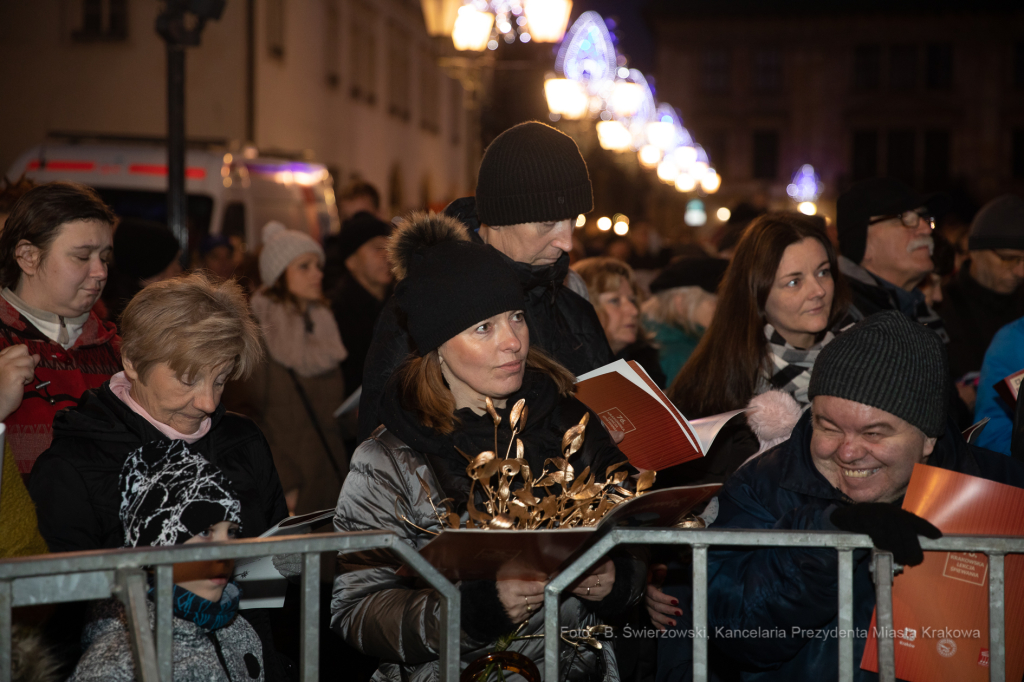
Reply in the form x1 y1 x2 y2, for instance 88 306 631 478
698 411 1024 682
29 383 288 552
356 197 614 440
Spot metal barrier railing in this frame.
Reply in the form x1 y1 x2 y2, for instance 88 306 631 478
0 531 461 682
543 528 1024 682
1 529 1020 682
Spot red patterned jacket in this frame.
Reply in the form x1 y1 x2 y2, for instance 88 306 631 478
0 297 121 474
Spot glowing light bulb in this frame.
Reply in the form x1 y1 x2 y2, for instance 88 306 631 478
597 216 612 231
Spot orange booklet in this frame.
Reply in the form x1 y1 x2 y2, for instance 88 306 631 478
407 483 721 580
575 359 744 471
861 464 1024 681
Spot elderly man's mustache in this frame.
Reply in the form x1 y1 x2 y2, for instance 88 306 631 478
907 236 934 256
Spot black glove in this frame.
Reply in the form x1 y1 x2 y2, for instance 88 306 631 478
830 503 942 566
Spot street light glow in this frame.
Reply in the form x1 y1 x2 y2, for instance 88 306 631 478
798 201 818 215
544 78 589 119
700 170 722 194
717 207 731 222
608 81 643 118
675 173 697 192
597 216 612 231
613 221 629 235
596 120 631 151
638 144 662 168
657 159 680 183
522 0 573 43
452 6 494 51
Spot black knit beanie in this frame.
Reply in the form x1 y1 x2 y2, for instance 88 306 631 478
808 311 948 437
338 211 393 261
120 440 243 548
836 178 926 264
649 257 729 295
113 218 181 280
968 194 1024 251
475 121 593 227
391 213 524 353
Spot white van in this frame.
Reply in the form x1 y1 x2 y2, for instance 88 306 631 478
6 137 340 253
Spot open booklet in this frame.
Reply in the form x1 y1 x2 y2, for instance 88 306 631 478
861 464 1024 681
994 368 1024 409
233 509 335 609
575 359 745 471
345 482 721 581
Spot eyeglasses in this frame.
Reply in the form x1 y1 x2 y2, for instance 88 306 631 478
992 251 1024 268
868 209 934 230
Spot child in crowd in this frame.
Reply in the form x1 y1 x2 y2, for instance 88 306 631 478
70 440 264 682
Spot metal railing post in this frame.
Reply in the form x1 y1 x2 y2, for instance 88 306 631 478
153 564 173 681
115 568 161 682
301 552 321 682
0 580 11 682
691 544 708 682
838 549 854 682
989 553 1005 682
872 552 896 682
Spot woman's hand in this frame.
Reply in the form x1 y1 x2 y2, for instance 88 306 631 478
570 558 615 601
0 345 39 421
645 563 682 631
497 579 547 623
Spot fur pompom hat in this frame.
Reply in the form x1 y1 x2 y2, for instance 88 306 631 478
390 212 523 353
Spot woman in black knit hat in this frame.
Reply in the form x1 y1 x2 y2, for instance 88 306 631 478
331 212 644 682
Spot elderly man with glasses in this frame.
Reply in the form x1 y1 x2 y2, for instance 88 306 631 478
835 178 947 341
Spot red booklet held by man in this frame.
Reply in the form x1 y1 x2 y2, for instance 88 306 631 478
574 359 744 471
861 464 1024 681
994 368 1024 409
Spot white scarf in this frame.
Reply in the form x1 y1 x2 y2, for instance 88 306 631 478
250 292 347 378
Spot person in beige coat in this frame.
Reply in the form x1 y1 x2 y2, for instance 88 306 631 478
226 221 349 515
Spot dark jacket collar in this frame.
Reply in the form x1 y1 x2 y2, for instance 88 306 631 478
954 260 1021 309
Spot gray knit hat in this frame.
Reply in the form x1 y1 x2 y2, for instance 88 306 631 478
258 221 325 286
475 121 593 227
808 311 948 437
968 194 1024 251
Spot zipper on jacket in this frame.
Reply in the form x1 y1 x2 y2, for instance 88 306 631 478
207 631 234 682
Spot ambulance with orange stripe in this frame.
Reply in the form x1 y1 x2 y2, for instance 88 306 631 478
7 136 340 254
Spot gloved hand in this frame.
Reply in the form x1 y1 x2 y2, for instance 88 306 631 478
272 553 304 579
830 503 941 566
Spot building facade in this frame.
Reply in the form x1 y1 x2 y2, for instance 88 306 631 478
646 1 1024 220
0 0 472 215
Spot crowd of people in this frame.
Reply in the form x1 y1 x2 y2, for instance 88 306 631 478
0 118 1022 682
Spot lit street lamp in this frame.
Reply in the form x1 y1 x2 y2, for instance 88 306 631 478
452 5 494 51
523 0 573 42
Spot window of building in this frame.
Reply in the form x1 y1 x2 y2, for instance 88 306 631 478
923 130 950 190
419 50 440 134
886 129 916 186
925 43 953 90
387 22 411 121
852 130 879 181
73 0 128 41
266 0 285 60
752 130 779 180
888 44 917 91
1013 129 1024 179
701 49 731 94
752 49 782 93
349 2 377 104
853 44 881 91
324 0 341 88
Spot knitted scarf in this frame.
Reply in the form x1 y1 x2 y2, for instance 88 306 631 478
759 324 834 407
150 581 242 632
250 292 347 378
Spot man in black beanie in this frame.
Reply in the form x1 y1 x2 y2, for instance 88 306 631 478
325 211 394 397
938 194 1024 385
701 310 1024 681
356 121 613 440
835 178 947 342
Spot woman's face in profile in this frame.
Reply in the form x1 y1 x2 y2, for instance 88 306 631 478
763 237 834 349
439 310 529 409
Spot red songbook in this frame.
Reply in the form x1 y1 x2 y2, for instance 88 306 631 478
574 359 744 471
861 464 1024 681
994 368 1024 408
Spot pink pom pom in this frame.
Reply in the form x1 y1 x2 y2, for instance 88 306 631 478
746 390 803 445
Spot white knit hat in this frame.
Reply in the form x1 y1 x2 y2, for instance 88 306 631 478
258 221 325 286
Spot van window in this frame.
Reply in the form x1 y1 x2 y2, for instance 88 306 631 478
94 188 214 253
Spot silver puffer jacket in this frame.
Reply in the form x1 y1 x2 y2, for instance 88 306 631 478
331 427 643 682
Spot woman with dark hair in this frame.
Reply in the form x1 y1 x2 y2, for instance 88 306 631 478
667 213 849 419
332 213 644 682
0 181 120 475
